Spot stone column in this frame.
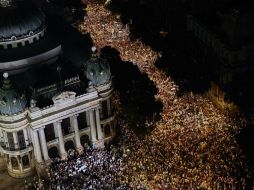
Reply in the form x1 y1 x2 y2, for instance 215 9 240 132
7 155 12 171
0 129 3 142
89 110 97 143
28 153 32 168
73 115 83 151
53 123 59 138
32 130 43 163
99 106 104 119
95 108 104 140
0 129 4 149
23 128 29 146
3 131 8 148
13 132 18 149
39 127 49 161
107 98 112 117
69 117 74 132
18 156 23 172
55 121 67 158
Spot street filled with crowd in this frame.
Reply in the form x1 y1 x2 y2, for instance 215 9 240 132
24 1 253 189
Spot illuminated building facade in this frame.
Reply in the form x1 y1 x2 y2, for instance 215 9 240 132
0 0 116 178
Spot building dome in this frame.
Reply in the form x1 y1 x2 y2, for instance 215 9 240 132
0 0 46 42
83 47 111 87
0 73 27 115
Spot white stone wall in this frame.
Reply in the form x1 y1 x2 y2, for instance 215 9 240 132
0 80 116 178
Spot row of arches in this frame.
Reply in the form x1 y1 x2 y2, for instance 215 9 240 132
45 112 88 142
0 31 45 50
48 135 90 158
8 154 30 170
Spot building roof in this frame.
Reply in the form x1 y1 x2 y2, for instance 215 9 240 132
0 33 59 63
0 0 46 41
0 3 111 111
83 48 111 87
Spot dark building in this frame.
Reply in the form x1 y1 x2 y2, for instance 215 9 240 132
185 0 254 110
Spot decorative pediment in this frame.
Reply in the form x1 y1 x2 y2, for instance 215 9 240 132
52 91 76 104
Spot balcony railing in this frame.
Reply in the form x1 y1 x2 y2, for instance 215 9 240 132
0 142 31 152
0 145 33 156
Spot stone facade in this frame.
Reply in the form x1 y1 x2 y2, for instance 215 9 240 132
0 79 116 178
0 0 117 178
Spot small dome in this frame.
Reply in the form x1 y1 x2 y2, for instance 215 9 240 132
83 47 111 86
0 73 27 115
0 0 46 42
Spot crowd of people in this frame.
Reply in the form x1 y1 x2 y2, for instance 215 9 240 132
117 97 252 189
80 1 253 189
46 148 133 190
24 1 253 189
25 105 252 189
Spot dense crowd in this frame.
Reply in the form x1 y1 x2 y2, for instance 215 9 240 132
80 1 253 189
46 148 133 190
24 177 44 190
25 1 253 189
26 105 252 189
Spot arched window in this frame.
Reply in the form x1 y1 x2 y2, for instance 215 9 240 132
25 41 30 46
17 130 26 149
45 124 55 142
104 125 111 137
17 42 22 47
62 118 71 135
22 155 30 168
48 147 59 158
11 157 19 170
11 36 17 41
7 132 15 150
7 44 12 49
29 31 34 36
64 140 75 151
80 135 90 147
101 100 108 119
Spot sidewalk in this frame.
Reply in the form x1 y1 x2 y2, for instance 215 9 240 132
0 172 25 190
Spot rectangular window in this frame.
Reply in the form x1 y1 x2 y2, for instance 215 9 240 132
22 155 30 168
7 132 15 151
17 131 26 150
11 157 19 170
45 124 55 142
62 118 71 136
78 112 87 130
102 100 108 119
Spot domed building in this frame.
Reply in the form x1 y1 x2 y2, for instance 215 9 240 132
0 0 61 74
0 73 27 115
83 47 111 87
0 0 116 178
